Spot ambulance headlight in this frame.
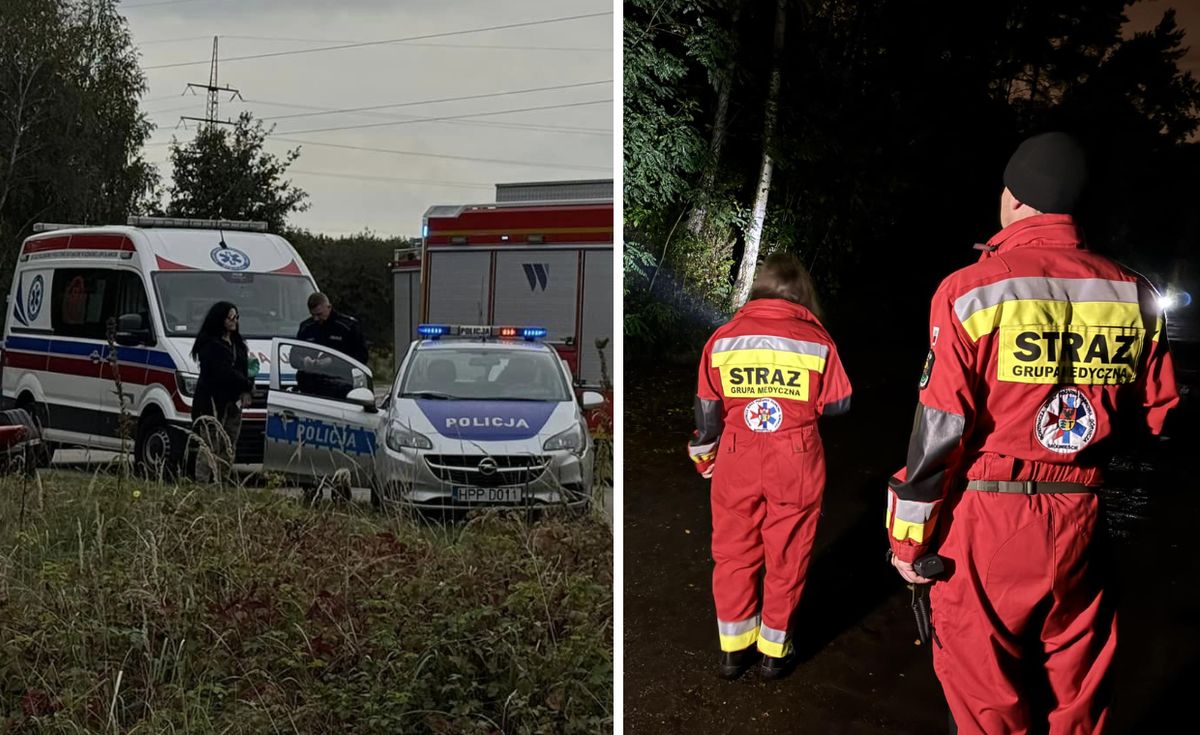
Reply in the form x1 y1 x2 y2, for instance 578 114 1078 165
543 423 585 453
386 422 432 451
177 371 199 397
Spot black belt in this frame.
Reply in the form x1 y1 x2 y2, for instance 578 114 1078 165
965 480 1094 495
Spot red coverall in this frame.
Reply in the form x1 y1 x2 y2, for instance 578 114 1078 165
689 298 852 658
886 215 1179 733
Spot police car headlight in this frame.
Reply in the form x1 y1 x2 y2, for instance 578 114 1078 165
177 371 199 397
543 423 585 453
386 422 432 451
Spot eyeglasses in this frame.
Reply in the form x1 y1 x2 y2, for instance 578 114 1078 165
226 315 239 321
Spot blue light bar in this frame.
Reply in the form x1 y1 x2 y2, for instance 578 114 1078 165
519 327 548 340
417 324 450 338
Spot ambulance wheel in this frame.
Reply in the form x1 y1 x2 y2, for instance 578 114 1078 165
16 395 54 468
136 416 185 480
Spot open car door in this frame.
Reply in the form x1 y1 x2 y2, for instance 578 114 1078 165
264 338 380 487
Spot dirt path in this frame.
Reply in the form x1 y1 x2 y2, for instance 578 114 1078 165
623 333 1199 734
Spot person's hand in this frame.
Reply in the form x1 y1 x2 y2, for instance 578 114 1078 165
302 356 315 369
700 464 714 479
891 553 934 585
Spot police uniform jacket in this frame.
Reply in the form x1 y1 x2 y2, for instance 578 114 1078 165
295 310 369 365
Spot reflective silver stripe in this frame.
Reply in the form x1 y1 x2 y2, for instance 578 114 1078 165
718 616 760 636
712 335 829 358
953 277 1140 323
893 497 937 523
901 403 966 502
824 395 851 416
688 440 717 457
759 623 788 644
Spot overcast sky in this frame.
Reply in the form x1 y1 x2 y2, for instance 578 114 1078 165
122 0 614 238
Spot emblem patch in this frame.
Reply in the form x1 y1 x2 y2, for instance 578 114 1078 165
1035 387 1096 454
919 350 935 390
744 397 783 433
211 246 251 270
27 275 44 321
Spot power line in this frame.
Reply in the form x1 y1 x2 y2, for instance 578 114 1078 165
142 160 498 191
277 98 613 136
123 0 228 8
220 35 612 52
146 97 610 135
143 11 613 70
288 170 494 190
143 132 608 172
258 80 611 123
272 137 610 172
242 98 609 134
144 98 612 143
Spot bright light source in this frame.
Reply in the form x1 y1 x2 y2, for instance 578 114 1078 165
1157 294 1176 311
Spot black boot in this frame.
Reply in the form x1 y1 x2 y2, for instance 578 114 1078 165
718 647 756 680
759 649 795 680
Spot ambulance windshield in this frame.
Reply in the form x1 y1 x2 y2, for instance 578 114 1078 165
400 347 571 402
153 272 315 338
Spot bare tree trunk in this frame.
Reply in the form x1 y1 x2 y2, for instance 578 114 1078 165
0 66 41 216
731 0 787 309
685 6 741 237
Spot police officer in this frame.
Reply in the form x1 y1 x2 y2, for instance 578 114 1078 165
296 292 369 364
688 253 852 680
885 132 1179 733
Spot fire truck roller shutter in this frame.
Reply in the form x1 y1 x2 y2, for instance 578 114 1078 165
579 250 613 387
492 250 579 344
426 251 492 325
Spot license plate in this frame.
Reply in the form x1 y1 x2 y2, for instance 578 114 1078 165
452 486 523 503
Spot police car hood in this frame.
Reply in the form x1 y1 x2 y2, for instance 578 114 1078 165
168 337 283 382
396 398 578 447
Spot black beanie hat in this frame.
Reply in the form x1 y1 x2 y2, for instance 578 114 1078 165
1002 132 1087 214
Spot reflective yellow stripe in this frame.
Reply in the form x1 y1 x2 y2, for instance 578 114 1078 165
887 511 930 544
719 628 758 652
757 637 791 658
690 451 715 464
959 299 1144 342
710 348 827 372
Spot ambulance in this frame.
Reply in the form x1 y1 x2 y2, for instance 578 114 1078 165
1 217 319 471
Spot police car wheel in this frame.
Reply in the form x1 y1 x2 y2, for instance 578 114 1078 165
136 420 185 480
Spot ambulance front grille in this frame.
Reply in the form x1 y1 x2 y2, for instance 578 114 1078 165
424 454 549 487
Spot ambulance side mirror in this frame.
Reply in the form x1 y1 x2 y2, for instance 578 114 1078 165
115 313 154 347
581 391 605 410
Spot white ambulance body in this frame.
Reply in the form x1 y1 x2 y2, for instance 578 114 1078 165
1 218 317 468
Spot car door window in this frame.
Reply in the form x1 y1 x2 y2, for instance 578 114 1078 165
51 269 113 339
115 272 151 333
280 342 371 401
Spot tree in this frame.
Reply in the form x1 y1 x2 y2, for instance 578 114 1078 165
730 0 786 309
166 112 309 231
0 0 156 273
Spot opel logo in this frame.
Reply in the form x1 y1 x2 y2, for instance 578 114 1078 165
478 457 499 476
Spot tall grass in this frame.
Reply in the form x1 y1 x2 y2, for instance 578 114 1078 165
0 471 612 734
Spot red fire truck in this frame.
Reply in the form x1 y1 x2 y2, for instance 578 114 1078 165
392 180 613 433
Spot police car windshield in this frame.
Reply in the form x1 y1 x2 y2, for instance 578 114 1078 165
153 272 315 338
400 346 570 402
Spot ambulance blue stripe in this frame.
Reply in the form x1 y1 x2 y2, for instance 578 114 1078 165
4 336 177 370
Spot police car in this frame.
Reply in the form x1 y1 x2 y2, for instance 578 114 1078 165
262 325 602 510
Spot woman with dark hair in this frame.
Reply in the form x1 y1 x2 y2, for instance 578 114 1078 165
190 301 253 484
687 252 852 680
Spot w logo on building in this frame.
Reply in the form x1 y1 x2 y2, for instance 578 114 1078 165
522 263 550 291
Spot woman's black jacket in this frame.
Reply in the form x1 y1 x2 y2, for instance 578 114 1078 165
191 337 253 418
